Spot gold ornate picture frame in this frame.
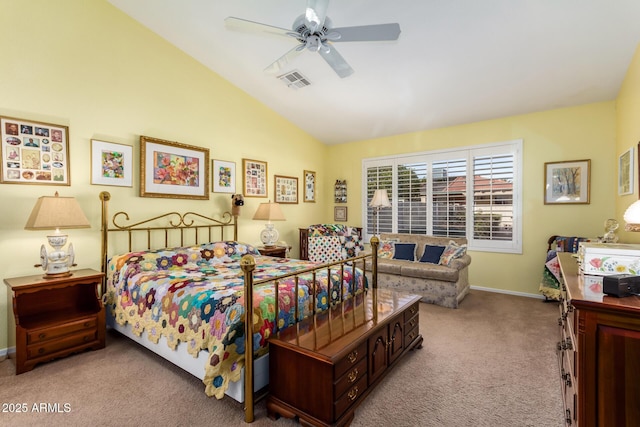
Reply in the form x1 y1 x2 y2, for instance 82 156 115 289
140 135 209 199
1 116 70 185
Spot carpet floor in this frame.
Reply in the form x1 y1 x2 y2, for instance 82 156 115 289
0 290 563 426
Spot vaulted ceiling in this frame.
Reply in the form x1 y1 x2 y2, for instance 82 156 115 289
108 0 640 145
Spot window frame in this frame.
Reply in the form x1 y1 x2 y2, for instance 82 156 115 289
362 139 523 254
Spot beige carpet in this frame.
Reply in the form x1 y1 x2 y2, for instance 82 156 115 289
0 290 563 426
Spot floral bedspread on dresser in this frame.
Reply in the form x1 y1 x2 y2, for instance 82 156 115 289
105 241 367 398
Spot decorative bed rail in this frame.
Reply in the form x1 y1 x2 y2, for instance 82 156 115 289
99 191 378 423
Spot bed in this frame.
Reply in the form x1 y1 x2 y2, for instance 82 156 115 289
98 191 380 422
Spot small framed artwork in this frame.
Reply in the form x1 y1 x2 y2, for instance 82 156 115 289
1 115 70 185
544 159 590 204
243 158 268 197
212 159 236 193
619 147 634 195
274 175 298 204
304 170 316 202
334 206 348 222
91 139 133 187
140 135 209 199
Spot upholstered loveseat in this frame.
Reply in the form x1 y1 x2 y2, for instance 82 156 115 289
369 233 472 309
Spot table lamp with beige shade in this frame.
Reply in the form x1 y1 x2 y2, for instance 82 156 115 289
252 201 285 247
24 192 90 278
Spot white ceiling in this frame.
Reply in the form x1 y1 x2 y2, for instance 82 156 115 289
107 0 640 145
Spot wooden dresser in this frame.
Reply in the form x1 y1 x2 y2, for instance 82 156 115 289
267 288 423 427
557 253 640 426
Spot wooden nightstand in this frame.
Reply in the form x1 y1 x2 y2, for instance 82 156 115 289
4 268 106 374
257 245 289 258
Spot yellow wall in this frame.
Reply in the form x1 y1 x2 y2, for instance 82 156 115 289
327 102 618 294
0 0 636 353
617 44 640 241
0 0 327 351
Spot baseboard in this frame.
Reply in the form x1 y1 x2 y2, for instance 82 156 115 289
470 285 545 300
0 346 15 361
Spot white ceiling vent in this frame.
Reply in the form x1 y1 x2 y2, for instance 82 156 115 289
278 70 311 90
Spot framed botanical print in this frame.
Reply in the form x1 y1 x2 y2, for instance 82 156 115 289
140 135 209 199
212 159 236 193
619 147 633 195
544 159 590 204
274 175 298 204
243 158 267 197
303 170 316 202
91 139 133 187
1 116 70 185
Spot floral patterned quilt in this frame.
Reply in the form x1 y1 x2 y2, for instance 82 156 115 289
105 241 367 399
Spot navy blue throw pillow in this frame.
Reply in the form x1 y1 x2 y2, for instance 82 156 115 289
392 243 416 261
419 245 446 264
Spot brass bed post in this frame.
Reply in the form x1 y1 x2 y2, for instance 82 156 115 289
240 254 256 423
99 191 111 296
370 236 379 289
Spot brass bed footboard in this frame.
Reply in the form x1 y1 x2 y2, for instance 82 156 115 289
99 191 379 423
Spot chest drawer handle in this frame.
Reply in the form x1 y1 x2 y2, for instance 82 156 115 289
347 350 358 363
83 321 91 328
38 333 46 340
83 336 91 342
348 386 359 401
38 348 45 354
347 369 358 383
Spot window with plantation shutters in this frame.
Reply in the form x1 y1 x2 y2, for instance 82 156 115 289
362 139 522 254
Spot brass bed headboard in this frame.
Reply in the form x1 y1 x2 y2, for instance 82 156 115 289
99 191 237 291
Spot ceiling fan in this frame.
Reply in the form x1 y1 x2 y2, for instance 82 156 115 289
225 0 401 78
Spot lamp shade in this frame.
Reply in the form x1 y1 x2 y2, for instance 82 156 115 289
24 192 90 230
252 202 286 221
369 189 391 208
624 200 640 231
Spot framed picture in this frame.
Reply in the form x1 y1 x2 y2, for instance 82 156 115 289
274 175 298 204
619 147 634 195
303 170 316 202
1 116 70 185
140 135 209 199
544 159 590 204
91 139 133 187
212 159 236 193
334 206 348 222
243 158 267 197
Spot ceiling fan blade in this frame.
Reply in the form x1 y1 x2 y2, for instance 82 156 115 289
264 44 305 74
330 23 401 42
225 16 291 37
318 44 354 78
305 0 330 33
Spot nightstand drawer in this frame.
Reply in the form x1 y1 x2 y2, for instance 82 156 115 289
404 302 419 322
27 329 97 359
27 317 98 344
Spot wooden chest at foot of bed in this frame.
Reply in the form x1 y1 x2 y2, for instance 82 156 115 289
267 288 423 427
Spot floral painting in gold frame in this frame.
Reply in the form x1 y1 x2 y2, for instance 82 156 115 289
140 135 209 199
